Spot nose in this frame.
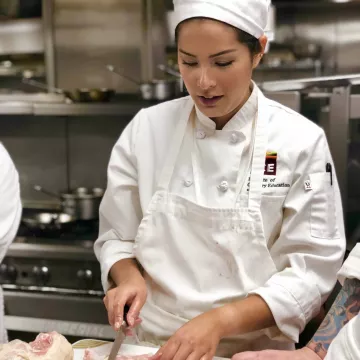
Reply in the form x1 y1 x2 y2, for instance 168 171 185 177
197 68 216 90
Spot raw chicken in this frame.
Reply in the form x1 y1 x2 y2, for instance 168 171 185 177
84 348 153 360
0 331 73 360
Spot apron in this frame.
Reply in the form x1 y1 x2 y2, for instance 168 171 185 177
133 91 294 356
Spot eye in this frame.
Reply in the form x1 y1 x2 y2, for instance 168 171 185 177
182 61 198 67
215 61 234 67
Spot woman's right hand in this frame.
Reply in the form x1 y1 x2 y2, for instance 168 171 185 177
103 275 147 331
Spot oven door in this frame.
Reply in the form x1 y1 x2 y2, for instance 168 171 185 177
3 286 114 342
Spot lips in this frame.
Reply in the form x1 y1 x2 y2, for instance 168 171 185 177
198 95 223 107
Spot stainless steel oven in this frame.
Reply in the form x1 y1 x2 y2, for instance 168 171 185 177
1 232 114 342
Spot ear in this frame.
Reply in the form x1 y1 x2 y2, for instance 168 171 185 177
252 35 268 69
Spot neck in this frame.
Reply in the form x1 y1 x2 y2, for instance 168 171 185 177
211 86 252 130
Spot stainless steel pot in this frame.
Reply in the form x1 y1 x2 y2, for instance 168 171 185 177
157 64 187 97
61 187 104 221
33 186 104 221
107 64 177 101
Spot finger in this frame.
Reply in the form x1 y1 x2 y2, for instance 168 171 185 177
186 350 207 360
150 353 162 360
231 352 259 360
113 297 127 330
105 294 115 328
172 344 193 360
128 294 146 327
200 354 213 360
156 340 181 360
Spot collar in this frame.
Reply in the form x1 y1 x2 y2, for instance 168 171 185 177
195 82 258 134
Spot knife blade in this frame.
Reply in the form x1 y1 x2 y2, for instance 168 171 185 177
108 305 130 360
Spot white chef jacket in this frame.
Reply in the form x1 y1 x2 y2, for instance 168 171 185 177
325 243 360 360
0 143 22 342
94 85 346 343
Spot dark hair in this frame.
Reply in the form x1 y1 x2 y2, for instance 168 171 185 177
175 18 262 57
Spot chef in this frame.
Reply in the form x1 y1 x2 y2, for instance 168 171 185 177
0 143 22 342
232 242 360 360
94 0 346 358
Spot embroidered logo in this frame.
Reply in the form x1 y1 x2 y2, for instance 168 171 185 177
304 180 312 191
264 151 277 176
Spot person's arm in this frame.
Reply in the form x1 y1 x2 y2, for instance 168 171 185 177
94 110 144 293
306 277 360 358
0 144 22 262
109 258 143 288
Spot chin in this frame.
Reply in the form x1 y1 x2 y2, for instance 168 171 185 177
196 102 227 119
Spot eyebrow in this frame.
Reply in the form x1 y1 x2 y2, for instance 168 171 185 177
179 49 238 58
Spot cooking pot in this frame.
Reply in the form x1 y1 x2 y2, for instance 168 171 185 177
107 64 177 101
33 185 104 221
22 78 115 103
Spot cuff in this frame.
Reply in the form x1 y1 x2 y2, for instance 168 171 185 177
98 239 135 293
249 269 321 342
338 244 360 285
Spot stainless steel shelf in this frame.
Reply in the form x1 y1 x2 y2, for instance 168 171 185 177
33 102 149 116
0 101 153 116
0 94 358 118
0 102 32 114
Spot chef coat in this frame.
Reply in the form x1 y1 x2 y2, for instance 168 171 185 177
0 143 22 342
325 243 360 360
94 84 346 348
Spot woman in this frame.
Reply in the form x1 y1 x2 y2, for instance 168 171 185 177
94 0 346 358
0 143 21 343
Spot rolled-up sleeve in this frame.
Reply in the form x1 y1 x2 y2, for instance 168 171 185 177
0 144 22 262
94 111 143 292
250 129 346 342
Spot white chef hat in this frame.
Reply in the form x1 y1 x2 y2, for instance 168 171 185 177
173 0 271 39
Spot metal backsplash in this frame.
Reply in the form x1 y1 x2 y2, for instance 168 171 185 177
51 0 166 92
276 4 360 74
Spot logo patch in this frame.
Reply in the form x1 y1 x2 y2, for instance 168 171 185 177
264 151 277 176
304 180 312 191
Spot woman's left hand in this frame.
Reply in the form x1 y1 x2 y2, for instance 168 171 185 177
152 310 223 360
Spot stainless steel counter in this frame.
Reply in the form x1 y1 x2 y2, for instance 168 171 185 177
7 238 96 261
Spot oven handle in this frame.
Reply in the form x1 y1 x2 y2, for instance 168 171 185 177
1 284 104 297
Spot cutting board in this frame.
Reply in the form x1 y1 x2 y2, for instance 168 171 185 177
72 340 159 360
72 340 229 360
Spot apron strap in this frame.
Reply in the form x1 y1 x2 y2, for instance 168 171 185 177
157 99 195 191
247 90 268 210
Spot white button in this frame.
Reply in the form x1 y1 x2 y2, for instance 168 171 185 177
184 180 193 187
230 133 239 144
196 129 206 139
218 180 229 192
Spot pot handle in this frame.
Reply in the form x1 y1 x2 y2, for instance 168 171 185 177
33 185 62 200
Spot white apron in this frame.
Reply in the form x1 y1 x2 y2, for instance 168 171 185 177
133 92 294 356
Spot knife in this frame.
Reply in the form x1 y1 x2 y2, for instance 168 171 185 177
108 305 130 360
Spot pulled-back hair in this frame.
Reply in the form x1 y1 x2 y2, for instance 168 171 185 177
175 18 262 57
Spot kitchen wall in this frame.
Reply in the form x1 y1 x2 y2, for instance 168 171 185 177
254 2 360 81
277 2 360 74
0 114 130 204
53 0 167 92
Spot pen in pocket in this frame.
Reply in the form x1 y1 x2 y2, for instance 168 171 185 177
326 163 333 186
